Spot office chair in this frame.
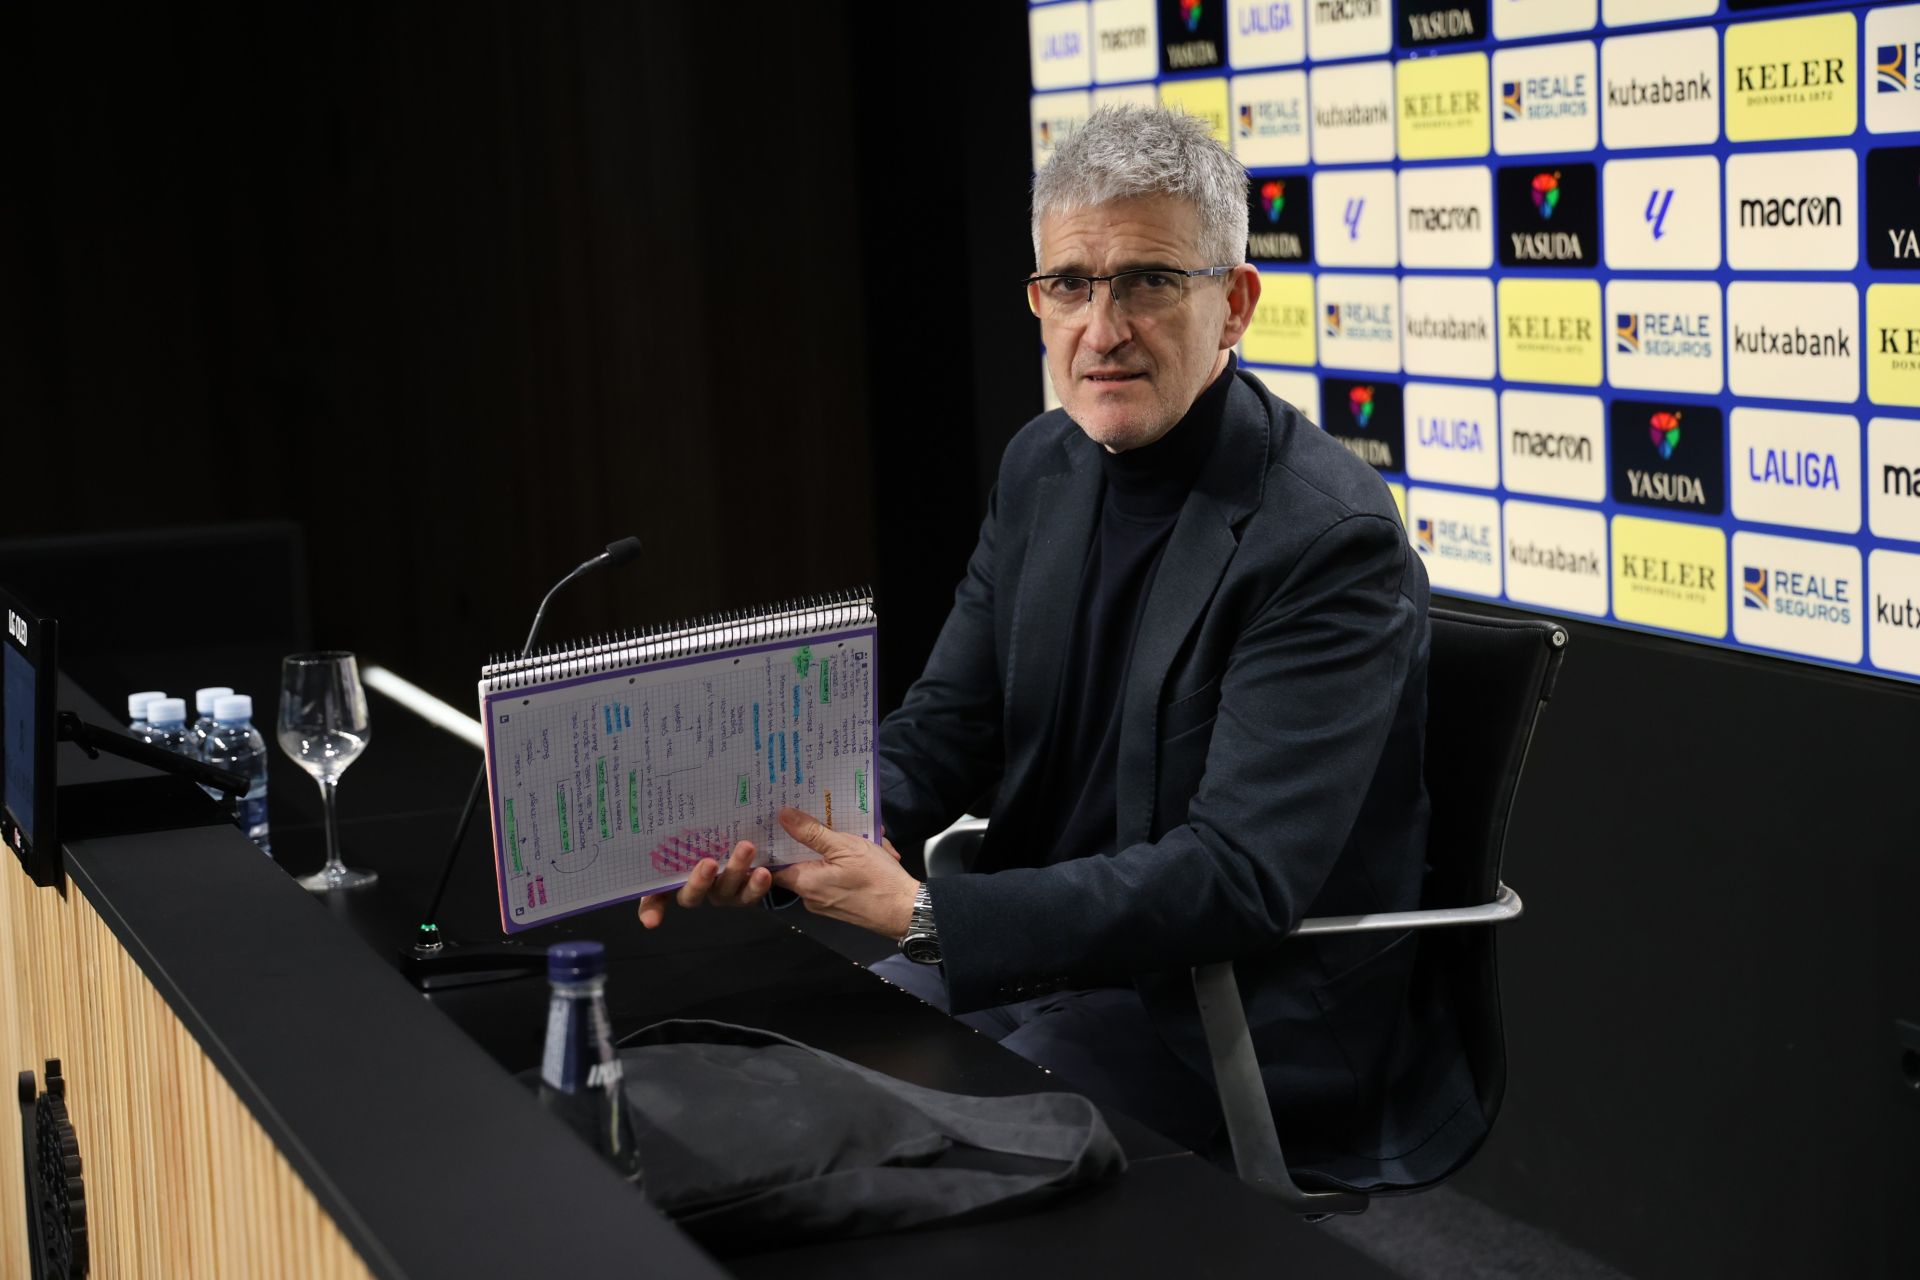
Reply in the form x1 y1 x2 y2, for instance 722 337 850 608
922 606 1569 1215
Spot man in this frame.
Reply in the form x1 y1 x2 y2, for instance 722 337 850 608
641 106 1482 1188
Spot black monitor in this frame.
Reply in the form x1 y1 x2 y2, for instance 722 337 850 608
2 583 61 887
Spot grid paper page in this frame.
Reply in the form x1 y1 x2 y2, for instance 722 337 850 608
481 627 877 932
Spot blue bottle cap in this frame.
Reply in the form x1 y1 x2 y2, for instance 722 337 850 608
546 940 606 983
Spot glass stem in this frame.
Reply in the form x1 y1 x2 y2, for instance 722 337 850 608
320 776 345 874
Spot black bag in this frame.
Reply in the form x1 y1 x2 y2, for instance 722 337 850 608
612 1019 1128 1250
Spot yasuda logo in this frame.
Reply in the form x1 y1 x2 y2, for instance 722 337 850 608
1349 384 1374 426
1531 171 1560 219
1326 304 1344 337
1343 197 1365 240
1879 44 1915 94
1649 410 1682 460
1645 189 1674 240
1616 313 1641 355
1261 179 1285 222
1182 0 1203 34
1502 81 1522 121
1743 565 1770 610
1415 518 1436 552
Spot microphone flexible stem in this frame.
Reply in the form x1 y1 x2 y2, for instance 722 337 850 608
418 551 608 935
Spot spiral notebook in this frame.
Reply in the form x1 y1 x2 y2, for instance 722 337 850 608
477 591 880 933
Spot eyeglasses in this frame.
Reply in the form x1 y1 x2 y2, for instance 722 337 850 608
1024 265 1237 320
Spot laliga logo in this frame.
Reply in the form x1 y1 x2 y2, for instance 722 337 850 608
1644 189 1674 241
1181 0 1203 34
1531 171 1561 220
1260 179 1285 222
1648 410 1682 461
1348 384 1374 427
5 610 25 646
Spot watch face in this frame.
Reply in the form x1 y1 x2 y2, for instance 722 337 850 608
903 935 943 965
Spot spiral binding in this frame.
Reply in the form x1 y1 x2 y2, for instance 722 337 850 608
481 587 875 693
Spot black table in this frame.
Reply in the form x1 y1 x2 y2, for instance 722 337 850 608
72 662 1395 1278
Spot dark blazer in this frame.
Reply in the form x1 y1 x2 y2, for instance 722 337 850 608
875 364 1484 1188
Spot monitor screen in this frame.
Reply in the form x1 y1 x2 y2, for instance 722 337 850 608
4 637 37 840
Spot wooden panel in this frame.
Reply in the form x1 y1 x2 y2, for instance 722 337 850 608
0 864 375 1278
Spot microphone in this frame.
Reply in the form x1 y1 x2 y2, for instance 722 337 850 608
405 537 642 987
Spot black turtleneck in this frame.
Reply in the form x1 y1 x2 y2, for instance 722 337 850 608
1032 355 1234 868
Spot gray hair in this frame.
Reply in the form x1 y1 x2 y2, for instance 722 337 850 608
1031 105 1248 268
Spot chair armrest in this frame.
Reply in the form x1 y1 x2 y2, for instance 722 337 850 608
923 815 988 879
1291 883 1523 937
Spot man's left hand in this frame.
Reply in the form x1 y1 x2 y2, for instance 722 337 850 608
770 806 919 940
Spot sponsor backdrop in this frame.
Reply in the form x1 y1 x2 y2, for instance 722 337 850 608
1029 0 1920 686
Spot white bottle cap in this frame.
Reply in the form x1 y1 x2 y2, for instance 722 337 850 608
128 691 167 719
195 686 235 715
148 698 188 727
212 695 253 724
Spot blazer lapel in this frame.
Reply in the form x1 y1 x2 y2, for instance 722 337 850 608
1115 371 1274 846
1002 435 1103 795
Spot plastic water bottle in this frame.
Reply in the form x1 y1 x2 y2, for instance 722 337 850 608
189 686 234 758
537 941 644 1185
144 698 191 754
127 690 167 736
204 695 271 853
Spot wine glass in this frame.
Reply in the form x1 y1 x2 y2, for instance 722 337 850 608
277 652 378 892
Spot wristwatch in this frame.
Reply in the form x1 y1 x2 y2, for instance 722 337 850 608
900 881 942 965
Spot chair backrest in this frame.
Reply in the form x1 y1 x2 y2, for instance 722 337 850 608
1417 606 1567 1128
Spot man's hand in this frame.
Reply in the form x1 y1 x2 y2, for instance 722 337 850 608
770 806 919 940
636 839 773 929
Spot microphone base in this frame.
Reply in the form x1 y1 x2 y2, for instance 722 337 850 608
400 929 548 991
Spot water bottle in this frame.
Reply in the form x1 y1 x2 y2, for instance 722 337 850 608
127 690 167 736
189 686 234 758
537 941 644 1185
144 698 191 754
204 695 271 853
